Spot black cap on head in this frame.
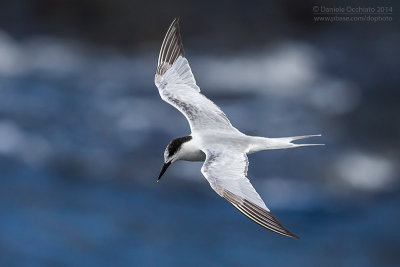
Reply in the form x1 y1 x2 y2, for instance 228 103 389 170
166 136 192 158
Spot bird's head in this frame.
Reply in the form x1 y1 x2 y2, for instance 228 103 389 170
157 136 192 182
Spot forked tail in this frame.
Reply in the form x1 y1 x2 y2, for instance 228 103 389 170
248 134 324 153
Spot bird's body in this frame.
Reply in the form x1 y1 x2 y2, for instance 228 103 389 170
154 18 322 238
174 133 321 162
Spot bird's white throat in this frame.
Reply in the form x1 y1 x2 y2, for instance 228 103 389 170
176 138 206 162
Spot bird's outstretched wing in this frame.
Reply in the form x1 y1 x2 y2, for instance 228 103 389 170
155 18 237 133
201 146 299 238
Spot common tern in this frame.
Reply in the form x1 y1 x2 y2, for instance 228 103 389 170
154 18 322 238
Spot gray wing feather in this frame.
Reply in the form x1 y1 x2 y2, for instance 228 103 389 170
222 189 299 238
157 18 184 76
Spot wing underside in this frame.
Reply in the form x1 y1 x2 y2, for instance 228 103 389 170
201 148 299 238
155 18 236 132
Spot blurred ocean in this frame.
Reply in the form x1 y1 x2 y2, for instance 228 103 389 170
0 0 400 266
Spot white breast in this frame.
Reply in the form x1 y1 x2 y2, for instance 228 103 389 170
178 138 206 162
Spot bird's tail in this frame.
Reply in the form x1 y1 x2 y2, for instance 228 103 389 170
248 134 324 153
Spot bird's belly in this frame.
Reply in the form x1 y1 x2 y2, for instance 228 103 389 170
180 149 206 162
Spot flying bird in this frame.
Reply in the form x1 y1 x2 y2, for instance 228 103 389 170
154 18 322 238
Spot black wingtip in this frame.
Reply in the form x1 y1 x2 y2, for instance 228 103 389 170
222 189 300 239
156 17 185 76
290 231 300 239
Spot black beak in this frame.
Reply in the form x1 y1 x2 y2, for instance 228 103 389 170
157 162 171 182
